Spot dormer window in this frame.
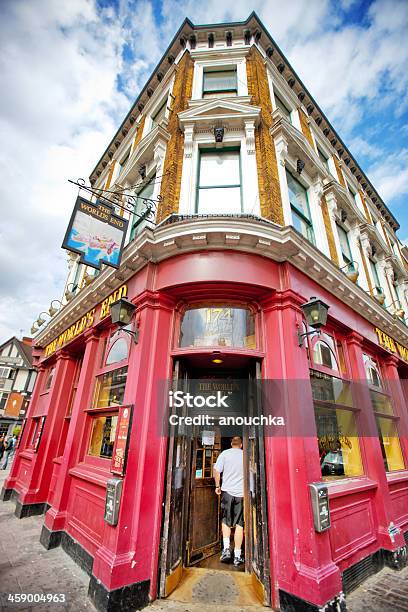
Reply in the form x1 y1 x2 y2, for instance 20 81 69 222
202 66 237 98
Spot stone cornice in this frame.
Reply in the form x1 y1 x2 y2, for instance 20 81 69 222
35 216 408 350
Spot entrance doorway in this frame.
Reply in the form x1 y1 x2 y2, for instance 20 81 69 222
159 356 271 606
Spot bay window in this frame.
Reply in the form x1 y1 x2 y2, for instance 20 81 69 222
363 354 405 472
196 149 242 214
286 170 314 244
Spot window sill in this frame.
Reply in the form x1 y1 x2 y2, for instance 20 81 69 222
69 462 111 488
325 476 378 499
386 470 408 484
53 456 63 465
18 449 35 460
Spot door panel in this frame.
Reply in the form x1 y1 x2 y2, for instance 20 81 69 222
187 433 221 564
159 361 189 597
246 362 271 605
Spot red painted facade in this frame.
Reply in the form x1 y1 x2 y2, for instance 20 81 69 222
3 250 408 609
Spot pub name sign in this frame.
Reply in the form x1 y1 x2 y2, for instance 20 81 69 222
374 327 408 363
44 284 128 357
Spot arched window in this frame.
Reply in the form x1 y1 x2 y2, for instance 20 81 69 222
311 333 339 372
106 337 129 365
363 354 382 388
179 305 255 349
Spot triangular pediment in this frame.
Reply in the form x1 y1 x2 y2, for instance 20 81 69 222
178 98 260 125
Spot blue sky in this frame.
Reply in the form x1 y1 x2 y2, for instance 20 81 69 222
0 0 407 341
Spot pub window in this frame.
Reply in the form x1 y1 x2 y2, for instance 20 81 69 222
202 66 237 98
28 418 40 448
196 149 242 214
92 366 128 408
88 414 119 459
106 337 129 366
179 305 255 349
44 366 55 391
363 353 405 472
309 331 363 480
311 370 363 480
286 170 315 244
130 175 156 241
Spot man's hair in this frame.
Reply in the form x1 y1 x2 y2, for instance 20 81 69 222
231 436 242 447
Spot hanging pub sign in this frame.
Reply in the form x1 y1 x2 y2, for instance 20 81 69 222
111 405 133 476
62 196 129 270
34 416 46 452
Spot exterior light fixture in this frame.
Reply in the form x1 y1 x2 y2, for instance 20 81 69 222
373 286 385 306
110 298 139 343
48 300 63 317
298 297 330 346
64 283 77 302
212 358 223 364
36 312 50 327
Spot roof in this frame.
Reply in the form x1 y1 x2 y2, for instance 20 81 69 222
0 336 33 368
88 11 399 232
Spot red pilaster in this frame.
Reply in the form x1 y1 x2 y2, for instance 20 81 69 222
261 290 341 607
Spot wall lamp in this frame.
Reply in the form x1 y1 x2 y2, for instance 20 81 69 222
48 300 63 317
110 298 139 343
64 283 78 302
36 312 50 327
298 297 330 347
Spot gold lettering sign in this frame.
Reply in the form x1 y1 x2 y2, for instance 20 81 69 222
374 327 408 363
44 284 128 357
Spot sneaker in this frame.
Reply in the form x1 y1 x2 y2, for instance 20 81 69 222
220 548 231 563
233 554 244 567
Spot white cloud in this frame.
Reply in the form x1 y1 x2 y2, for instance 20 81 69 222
367 149 408 203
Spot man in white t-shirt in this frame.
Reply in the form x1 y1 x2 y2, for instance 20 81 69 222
213 436 244 566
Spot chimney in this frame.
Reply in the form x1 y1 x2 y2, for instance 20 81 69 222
22 337 32 345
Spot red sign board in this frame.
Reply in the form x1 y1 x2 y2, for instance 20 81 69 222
111 405 133 476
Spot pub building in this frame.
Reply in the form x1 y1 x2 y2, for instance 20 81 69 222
3 12 408 612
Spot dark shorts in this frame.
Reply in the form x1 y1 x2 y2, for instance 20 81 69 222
221 491 244 528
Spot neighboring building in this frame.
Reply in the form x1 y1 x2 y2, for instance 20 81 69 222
0 337 37 437
3 13 408 612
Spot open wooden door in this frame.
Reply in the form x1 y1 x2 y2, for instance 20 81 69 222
187 431 221 565
159 360 190 597
246 362 271 605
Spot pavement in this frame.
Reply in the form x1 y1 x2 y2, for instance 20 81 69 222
1 464 408 611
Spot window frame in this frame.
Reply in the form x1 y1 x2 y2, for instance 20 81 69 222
336 223 353 265
273 90 292 123
369 257 381 290
286 169 315 244
129 174 156 241
202 66 238 97
195 147 243 214
363 352 406 472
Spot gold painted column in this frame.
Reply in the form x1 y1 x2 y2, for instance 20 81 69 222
157 51 194 223
246 47 284 225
